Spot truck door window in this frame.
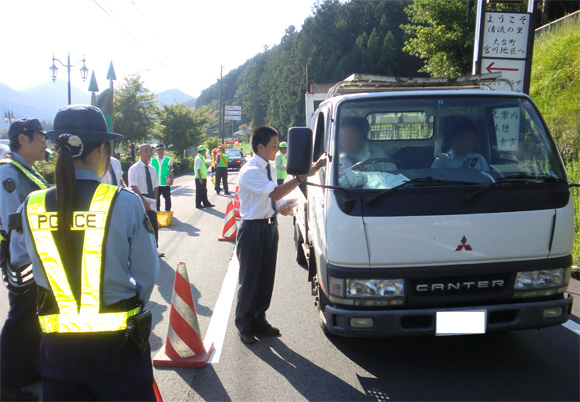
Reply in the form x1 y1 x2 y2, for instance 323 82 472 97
313 111 326 161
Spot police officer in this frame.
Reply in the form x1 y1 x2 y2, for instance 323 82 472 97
9 105 159 401
0 118 50 401
275 141 288 185
214 144 230 195
194 145 214 209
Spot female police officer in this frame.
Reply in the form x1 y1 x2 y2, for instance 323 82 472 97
9 105 159 401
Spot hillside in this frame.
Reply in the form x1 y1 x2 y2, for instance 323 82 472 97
195 0 423 137
156 88 196 107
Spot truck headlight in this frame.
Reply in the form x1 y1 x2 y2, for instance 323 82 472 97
346 279 405 298
513 267 570 298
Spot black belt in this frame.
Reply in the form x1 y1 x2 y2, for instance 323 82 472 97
244 216 277 225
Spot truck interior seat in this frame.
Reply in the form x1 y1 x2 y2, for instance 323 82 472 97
392 146 435 169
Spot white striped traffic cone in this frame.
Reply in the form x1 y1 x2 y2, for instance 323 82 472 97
233 185 241 218
218 198 238 242
153 262 214 368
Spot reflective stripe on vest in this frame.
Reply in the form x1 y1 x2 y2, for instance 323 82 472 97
152 156 172 186
0 158 50 190
276 152 287 180
26 184 139 333
194 155 208 179
217 152 228 167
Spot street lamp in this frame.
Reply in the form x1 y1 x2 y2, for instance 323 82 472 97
4 110 15 125
49 53 89 105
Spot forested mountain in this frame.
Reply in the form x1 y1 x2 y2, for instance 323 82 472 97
196 0 422 137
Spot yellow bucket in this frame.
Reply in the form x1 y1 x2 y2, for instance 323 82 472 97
157 211 173 227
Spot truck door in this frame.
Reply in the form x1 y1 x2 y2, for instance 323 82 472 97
309 108 329 260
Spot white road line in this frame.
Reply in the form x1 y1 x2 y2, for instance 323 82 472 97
562 319 580 336
205 250 240 364
170 180 195 194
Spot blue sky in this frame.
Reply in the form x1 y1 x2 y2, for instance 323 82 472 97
1 0 321 97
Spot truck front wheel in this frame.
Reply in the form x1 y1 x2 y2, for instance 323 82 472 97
315 277 332 336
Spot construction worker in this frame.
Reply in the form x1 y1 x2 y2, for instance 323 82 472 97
9 105 159 401
194 145 214 209
0 118 49 401
151 144 174 212
275 141 288 185
214 144 230 195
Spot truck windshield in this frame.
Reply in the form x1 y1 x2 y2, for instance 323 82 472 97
335 95 565 190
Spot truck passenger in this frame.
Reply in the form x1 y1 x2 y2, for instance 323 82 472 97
431 117 490 171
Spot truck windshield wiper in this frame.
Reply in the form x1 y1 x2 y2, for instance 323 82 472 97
367 177 479 204
464 173 566 202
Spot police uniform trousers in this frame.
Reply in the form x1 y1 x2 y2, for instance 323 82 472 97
215 166 229 194
235 219 279 332
156 185 171 212
0 280 41 390
41 332 155 401
195 178 210 207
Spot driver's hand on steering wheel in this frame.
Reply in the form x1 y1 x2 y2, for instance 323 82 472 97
339 168 367 187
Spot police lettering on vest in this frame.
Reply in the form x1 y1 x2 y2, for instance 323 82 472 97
26 184 139 333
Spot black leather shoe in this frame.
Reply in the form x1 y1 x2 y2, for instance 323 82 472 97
204 203 215 207
0 388 39 401
254 325 281 337
196 205 205 209
239 331 256 344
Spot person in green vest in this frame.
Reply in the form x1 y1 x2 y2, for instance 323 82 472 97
151 144 173 212
194 145 214 209
275 141 288 185
214 144 230 195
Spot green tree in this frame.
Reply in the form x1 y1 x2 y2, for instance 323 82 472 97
159 103 208 158
401 0 475 77
205 136 221 152
113 73 159 158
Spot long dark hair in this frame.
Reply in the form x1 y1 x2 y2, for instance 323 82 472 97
55 140 110 265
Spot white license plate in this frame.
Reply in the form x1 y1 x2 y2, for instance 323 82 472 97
436 310 487 336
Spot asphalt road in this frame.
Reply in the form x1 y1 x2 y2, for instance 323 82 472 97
1 170 579 401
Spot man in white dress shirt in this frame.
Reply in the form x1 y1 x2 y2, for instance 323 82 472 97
128 144 164 257
235 125 326 345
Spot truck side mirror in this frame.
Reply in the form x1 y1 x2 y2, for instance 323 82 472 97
287 127 313 176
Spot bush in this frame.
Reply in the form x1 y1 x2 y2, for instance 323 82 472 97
566 161 580 268
35 161 55 185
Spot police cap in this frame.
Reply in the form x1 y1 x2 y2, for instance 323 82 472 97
8 118 46 140
47 105 123 143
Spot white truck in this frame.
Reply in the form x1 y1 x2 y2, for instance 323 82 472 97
288 74 574 337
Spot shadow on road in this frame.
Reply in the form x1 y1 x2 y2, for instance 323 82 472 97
163 216 201 237
155 364 231 401
328 329 580 401
250 337 369 401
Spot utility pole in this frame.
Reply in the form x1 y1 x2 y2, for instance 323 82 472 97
218 65 223 143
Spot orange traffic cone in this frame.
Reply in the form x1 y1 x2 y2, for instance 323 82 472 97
233 185 241 218
153 262 214 368
218 198 238 242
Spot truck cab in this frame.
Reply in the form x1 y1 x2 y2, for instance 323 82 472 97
291 75 573 337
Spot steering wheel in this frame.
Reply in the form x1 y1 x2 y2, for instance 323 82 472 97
351 157 404 171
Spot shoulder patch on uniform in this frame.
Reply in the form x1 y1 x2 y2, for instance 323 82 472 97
143 214 155 234
3 178 15 193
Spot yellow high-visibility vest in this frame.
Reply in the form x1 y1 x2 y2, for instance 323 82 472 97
26 184 139 333
0 158 50 190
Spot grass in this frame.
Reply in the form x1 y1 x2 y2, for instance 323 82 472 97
567 162 580 273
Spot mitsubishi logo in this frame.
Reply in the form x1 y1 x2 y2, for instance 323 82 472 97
455 236 472 251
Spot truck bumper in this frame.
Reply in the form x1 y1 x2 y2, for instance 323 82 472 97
324 295 573 337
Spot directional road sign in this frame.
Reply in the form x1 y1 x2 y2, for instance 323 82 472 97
225 106 242 111
482 58 526 92
224 110 241 116
224 115 241 121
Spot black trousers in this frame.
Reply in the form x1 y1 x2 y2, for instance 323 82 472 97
156 185 171 211
235 219 279 333
215 166 229 194
0 281 41 389
40 332 155 401
195 178 210 207
277 178 285 186
145 209 159 247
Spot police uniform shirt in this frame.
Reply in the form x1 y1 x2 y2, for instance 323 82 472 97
0 152 47 266
101 157 124 187
238 155 277 220
10 169 160 306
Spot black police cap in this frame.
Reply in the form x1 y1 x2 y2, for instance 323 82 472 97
156 144 165 149
8 118 45 140
47 105 123 143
